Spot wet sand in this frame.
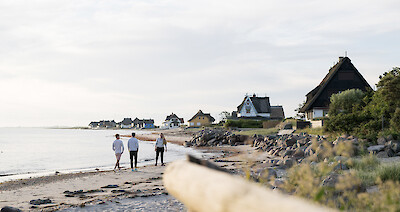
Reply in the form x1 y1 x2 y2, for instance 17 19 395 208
0 128 275 211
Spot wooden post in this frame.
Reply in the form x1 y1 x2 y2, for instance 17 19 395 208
163 160 334 212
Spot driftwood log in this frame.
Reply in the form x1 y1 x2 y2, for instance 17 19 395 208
163 157 333 212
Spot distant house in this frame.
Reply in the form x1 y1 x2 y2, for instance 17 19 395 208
97 120 117 128
188 110 215 127
132 117 155 129
89 121 99 129
120 118 133 129
133 118 143 128
143 119 155 129
236 94 285 120
299 56 372 121
162 113 184 129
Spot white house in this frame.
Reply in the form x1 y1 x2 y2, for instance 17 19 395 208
237 94 285 120
161 113 184 129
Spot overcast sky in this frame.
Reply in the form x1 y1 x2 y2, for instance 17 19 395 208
1 0 399 127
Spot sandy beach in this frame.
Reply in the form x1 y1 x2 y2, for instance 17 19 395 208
0 128 278 211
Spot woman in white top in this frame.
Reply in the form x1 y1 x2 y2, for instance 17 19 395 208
155 133 167 166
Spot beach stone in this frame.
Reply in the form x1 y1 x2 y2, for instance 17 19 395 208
333 163 348 171
387 149 395 157
292 149 305 158
111 189 126 193
184 141 193 147
322 173 339 187
256 168 277 180
388 140 400 153
377 137 386 145
29 198 52 205
376 151 389 158
1 206 22 212
283 158 295 168
367 145 385 153
101 185 119 188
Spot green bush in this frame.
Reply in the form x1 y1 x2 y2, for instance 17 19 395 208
324 67 400 141
224 119 263 128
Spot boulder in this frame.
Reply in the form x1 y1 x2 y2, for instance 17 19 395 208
321 173 339 187
207 138 217 146
333 163 349 171
292 149 305 158
376 151 389 158
29 198 52 205
256 168 277 181
388 140 400 153
283 158 295 168
285 137 297 147
1 206 22 212
272 179 285 188
367 145 385 153
387 149 395 157
377 137 387 145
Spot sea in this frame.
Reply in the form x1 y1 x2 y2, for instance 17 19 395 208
0 128 204 183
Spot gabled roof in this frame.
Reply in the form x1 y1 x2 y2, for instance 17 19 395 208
143 119 154 124
300 57 371 112
237 96 271 113
188 110 215 122
166 113 184 123
270 106 285 119
121 118 133 125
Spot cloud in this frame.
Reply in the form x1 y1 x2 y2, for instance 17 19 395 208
1 0 400 126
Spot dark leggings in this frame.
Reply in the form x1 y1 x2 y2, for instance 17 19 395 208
156 147 164 164
130 151 138 168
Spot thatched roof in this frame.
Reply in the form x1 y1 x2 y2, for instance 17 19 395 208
237 96 271 113
300 57 371 113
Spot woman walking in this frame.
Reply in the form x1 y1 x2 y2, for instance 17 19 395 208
155 133 167 166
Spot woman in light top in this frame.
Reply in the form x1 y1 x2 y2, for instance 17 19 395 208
155 133 167 166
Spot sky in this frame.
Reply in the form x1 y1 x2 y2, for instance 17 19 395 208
1 0 400 127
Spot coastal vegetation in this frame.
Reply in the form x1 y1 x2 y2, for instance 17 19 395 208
224 119 264 128
325 67 400 141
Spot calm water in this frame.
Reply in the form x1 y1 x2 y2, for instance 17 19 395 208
0 128 202 182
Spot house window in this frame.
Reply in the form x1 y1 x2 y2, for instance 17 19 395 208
197 122 201 126
245 106 251 113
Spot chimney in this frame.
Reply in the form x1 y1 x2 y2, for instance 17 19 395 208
253 93 256 97
339 56 344 61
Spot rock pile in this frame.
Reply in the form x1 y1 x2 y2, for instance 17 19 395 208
251 133 365 167
184 129 249 147
367 135 400 158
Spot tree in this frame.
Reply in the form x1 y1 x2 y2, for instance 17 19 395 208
325 89 367 133
325 67 400 139
219 111 231 121
363 67 400 133
295 101 306 119
328 89 366 116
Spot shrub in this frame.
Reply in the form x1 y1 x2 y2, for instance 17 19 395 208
378 163 400 183
224 119 263 128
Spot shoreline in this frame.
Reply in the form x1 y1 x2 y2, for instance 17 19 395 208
0 144 259 211
0 128 275 211
0 129 195 183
